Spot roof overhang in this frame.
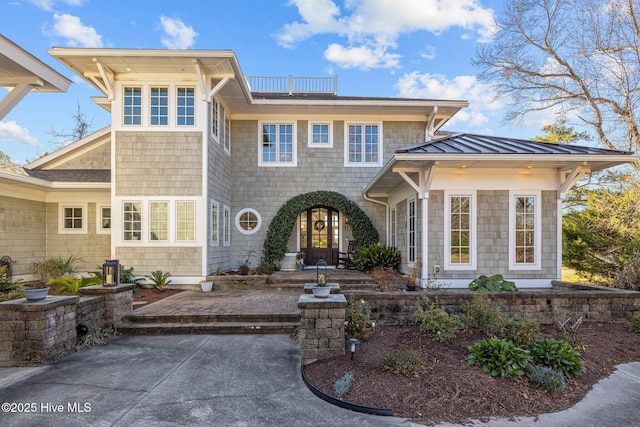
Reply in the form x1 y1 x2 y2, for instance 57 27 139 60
363 153 637 197
0 170 111 190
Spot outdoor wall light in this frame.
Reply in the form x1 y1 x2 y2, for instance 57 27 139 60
346 338 360 360
102 259 119 287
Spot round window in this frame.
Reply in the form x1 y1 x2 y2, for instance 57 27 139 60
235 209 262 234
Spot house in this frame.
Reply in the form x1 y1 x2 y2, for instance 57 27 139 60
0 46 635 287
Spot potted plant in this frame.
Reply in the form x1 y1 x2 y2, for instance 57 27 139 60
200 279 213 292
296 252 305 271
22 281 50 301
311 259 331 298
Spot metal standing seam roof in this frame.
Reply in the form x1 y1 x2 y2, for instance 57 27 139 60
396 133 634 156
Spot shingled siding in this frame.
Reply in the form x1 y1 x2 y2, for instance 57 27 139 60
229 120 426 266
53 141 111 170
114 131 202 197
206 132 232 273
115 246 202 276
427 190 557 281
46 203 110 269
0 196 46 276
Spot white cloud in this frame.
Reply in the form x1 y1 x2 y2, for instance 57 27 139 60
0 121 39 146
277 0 495 69
159 16 198 49
28 0 85 12
396 71 503 128
420 45 436 60
49 13 103 47
324 41 401 69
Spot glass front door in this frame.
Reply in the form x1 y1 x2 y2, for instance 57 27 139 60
300 207 339 265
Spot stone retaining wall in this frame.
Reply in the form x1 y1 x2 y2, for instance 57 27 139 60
0 283 134 367
344 282 640 325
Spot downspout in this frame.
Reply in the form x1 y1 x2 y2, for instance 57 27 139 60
363 193 390 245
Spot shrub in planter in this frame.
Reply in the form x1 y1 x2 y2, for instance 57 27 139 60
461 293 502 333
528 338 585 378
50 276 102 295
467 337 532 378
353 242 401 272
415 297 464 342
382 348 425 376
345 298 374 340
528 366 566 394
468 274 517 292
490 315 540 347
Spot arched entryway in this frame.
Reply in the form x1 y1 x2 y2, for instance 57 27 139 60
300 206 339 265
263 191 379 264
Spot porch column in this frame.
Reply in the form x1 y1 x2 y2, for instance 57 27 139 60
421 196 429 286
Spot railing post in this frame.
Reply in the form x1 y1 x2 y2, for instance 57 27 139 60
288 75 293 96
333 75 338 95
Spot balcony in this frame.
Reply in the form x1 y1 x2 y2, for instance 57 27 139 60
245 75 337 95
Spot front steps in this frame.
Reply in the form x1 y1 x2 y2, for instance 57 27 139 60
118 312 300 335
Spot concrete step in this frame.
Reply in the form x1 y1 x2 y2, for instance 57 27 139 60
117 321 299 335
123 312 300 324
272 282 378 291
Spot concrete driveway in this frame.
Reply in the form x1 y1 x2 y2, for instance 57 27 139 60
0 334 418 427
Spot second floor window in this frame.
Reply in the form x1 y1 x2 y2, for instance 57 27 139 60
260 123 295 166
177 87 195 126
150 87 169 126
123 87 142 125
346 123 381 166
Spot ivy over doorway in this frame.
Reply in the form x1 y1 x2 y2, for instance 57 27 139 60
263 191 379 263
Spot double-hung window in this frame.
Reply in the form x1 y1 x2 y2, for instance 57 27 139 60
149 202 169 241
123 87 142 125
509 191 541 270
210 201 219 246
176 201 195 241
210 97 219 141
150 87 169 126
223 205 231 246
259 122 296 166
345 122 382 166
407 198 416 263
123 202 142 241
390 206 397 247
176 87 195 126
444 192 477 270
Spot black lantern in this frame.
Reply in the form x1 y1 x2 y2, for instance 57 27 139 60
316 258 327 286
102 259 119 287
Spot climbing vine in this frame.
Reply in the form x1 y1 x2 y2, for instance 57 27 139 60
263 191 379 263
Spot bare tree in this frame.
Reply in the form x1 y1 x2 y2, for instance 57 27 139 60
47 101 93 148
474 0 640 152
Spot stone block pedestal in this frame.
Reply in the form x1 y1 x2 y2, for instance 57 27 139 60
298 293 347 364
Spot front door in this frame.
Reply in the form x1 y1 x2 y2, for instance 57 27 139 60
301 207 339 265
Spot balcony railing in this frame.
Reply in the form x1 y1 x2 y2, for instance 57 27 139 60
245 75 337 95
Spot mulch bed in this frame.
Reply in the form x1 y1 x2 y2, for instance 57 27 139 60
304 322 640 426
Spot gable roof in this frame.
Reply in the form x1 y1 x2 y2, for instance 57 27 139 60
397 133 633 156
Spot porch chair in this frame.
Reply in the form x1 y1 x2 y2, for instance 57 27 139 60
0 255 13 279
337 240 355 269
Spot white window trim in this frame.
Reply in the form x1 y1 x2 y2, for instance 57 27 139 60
444 191 477 271
258 121 297 167
308 121 333 148
407 197 417 265
235 208 262 235
509 190 542 270
149 86 169 127
148 200 170 242
210 97 220 143
175 200 196 242
210 200 220 246
58 203 87 235
344 121 383 167
223 205 231 246
96 203 111 235
122 200 143 242
390 205 397 247
222 104 231 155
176 86 196 127
122 86 143 127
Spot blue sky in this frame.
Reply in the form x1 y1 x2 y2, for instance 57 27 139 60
1 0 554 164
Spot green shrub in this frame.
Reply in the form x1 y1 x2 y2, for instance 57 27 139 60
490 315 540 347
468 274 517 292
415 297 464 342
149 270 172 291
345 298 374 340
0 267 24 301
30 254 84 284
630 313 640 333
334 373 354 398
353 242 401 272
50 276 102 295
467 337 532 378
382 348 425 376
528 366 566 393
461 293 502 333
529 338 585 378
